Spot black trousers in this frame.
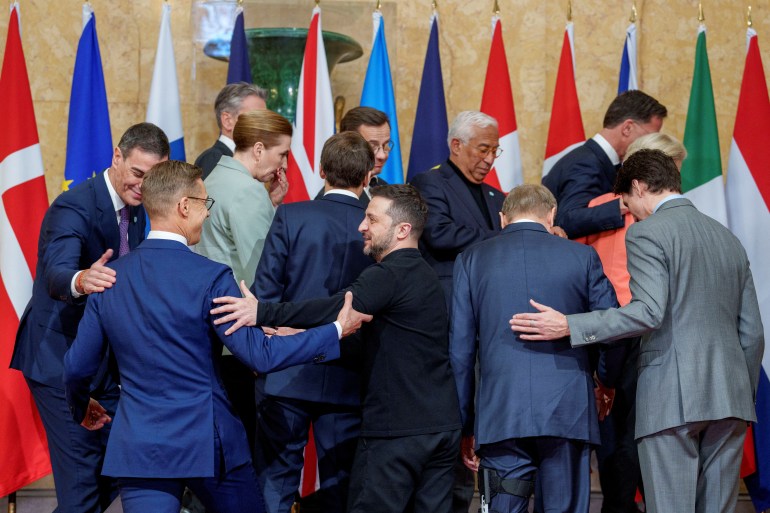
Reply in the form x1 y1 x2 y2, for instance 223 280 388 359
348 429 461 513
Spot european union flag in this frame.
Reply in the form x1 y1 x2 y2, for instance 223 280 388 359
227 8 252 84
360 12 403 184
406 13 448 181
63 5 112 192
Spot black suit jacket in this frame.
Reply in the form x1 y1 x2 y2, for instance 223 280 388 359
542 138 623 239
194 139 233 180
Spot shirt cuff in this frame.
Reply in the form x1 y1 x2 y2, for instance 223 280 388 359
333 321 342 339
71 271 84 298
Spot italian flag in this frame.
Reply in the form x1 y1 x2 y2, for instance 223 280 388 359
680 25 727 226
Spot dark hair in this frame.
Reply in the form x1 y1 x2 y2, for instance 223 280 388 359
603 90 668 129
340 106 390 133
370 184 428 237
142 161 202 218
117 123 170 159
320 132 374 188
614 149 682 195
214 82 268 130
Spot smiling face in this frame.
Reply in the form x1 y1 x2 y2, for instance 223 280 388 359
109 148 167 206
357 123 391 178
253 135 292 183
450 124 500 184
358 196 397 262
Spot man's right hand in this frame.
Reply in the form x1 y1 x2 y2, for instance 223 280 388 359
336 291 372 337
78 249 117 294
618 197 629 216
211 280 258 336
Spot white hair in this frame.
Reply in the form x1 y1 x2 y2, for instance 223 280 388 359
447 111 498 148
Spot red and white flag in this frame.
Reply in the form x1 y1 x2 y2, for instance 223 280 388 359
480 15 522 193
726 27 770 509
0 2 52 496
542 22 585 177
283 5 334 204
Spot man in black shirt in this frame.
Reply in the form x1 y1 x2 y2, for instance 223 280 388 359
213 185 461 513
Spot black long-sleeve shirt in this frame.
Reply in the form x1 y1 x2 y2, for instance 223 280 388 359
257 248 461 437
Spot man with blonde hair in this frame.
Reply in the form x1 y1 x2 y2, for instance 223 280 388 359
451 184 623 513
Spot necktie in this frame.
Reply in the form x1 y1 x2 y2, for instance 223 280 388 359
119 206 129 257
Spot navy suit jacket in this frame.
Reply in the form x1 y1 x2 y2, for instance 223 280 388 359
252 193 374 405
542 138 624 239
410 161 505 308
63 238 339 478
450 223 623 447
195 139 233 181
11 172 146 388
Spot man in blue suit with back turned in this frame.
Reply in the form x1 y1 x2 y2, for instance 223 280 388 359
451 184 623 513
252 131 375 512
10 123 168 513
63 160 370 513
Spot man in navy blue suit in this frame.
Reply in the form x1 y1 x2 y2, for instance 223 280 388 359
542 90 667 240
63 160 370 513
315 106 392 206
10 123 169 513
450 184 622 513
409 110 506 512
252 131 375 512
542 91 667 513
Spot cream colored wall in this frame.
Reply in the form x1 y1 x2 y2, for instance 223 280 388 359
1 0 769 205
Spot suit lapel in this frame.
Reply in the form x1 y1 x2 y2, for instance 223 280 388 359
215 139 234 158
442 165 490 229
93 173 121 258
585 139 617 187
481 185 503 230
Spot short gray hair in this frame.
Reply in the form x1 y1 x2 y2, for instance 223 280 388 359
214 82 268 130
502 184 557 222
447 111 498 148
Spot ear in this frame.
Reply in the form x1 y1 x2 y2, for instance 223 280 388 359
178 196 190 219
546 207 556 228
620 119 635 137
253 141 264 161
221 111 236 133
396 222 413 241
112 147 123 168
449 138 463 156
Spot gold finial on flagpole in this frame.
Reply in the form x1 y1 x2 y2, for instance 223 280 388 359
698 2 704 23
747 5 753 27
629 1 637 23
432 0 438 11
315 0 320 5
375 0 381 10
493 0 500 16
567 0 573 22
238 0 243 5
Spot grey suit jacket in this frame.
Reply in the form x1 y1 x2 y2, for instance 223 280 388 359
568 198 764 439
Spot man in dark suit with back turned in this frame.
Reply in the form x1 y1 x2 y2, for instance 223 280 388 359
410 110 506 512
63 160 369 513
213 185 461 513
316 106 392 206
251 131 376 512
194 82 267 179
542 90 667 513
10 123 169 513
451 184 623 513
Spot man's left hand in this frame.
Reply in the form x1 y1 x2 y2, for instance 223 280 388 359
212 280 258 335
509 299 570 340
80 398 111 431
461 435 480 472
550 225 568 239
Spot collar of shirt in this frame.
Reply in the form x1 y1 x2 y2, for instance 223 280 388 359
103 170 126 220
324 189 359 200
592 133 620 166
653 194 686 213
512 218 538 224
218 134 236 153
147 230 189 246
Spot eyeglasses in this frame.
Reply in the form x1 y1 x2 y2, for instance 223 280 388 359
369 140 395 154
188 196 215 211
632 120 654 135
472 145 503 159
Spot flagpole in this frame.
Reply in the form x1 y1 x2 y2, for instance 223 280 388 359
698 2 704 23
8 491 15 513
630 1 637 23
567 0 572 22
747 5 752 28
493 0 500 15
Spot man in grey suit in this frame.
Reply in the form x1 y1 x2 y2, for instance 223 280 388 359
510 149 765 513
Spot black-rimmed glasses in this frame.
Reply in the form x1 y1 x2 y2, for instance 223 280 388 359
188 196 215 211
